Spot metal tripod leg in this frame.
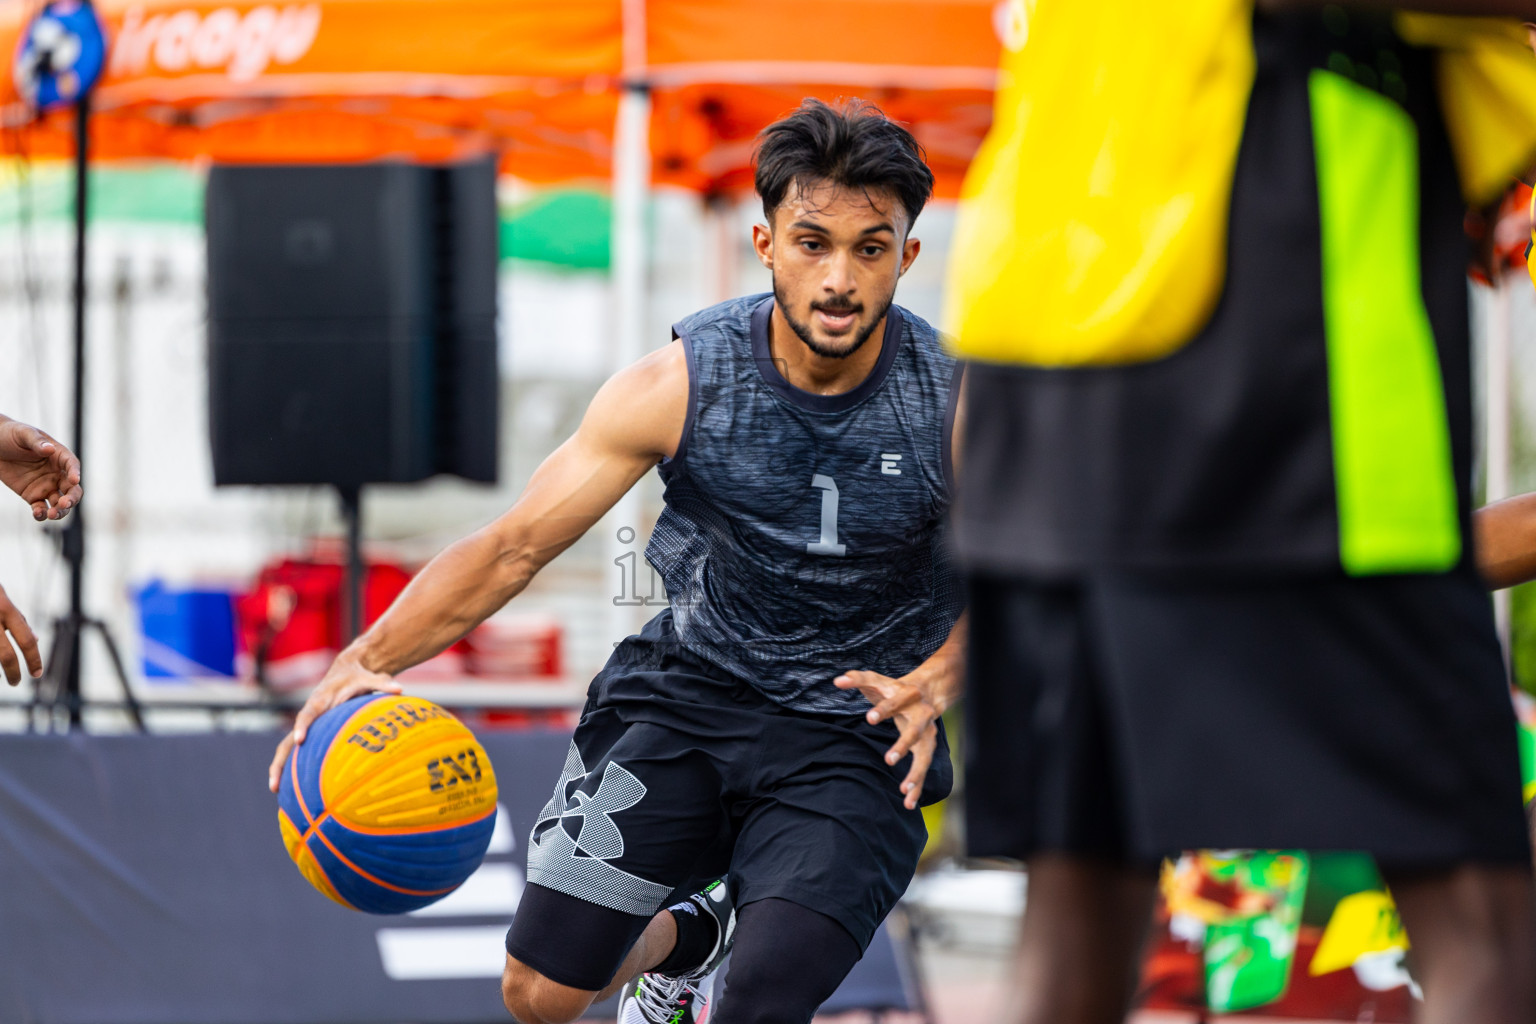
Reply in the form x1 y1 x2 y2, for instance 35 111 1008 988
88 616 144 731
37 614 79 732
37 612 146 733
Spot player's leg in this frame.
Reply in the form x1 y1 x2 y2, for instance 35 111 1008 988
504 886 731 1023
1380 863 1536 1024
502 955 599 1024
966 574 1156 1019
695 686 949 1021
705 898 865 1024
614 877 736 1022
502 890 679 1023
1007 855 1158 1024
501 717 730 1023
1092 570 1535 1019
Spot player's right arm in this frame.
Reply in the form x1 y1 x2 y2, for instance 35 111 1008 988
0 413 81 522
267 342 689 790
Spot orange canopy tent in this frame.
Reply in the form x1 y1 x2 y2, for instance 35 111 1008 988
0 0 1001 196
0 0 1003 650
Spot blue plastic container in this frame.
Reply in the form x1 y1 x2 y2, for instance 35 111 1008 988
134 581 237 679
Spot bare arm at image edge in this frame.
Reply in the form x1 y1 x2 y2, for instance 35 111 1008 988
1476 493 1536 589
267 342 689 789
0 413 81 522
0 413 81 685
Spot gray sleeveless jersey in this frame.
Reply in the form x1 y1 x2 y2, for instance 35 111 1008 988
645 293 963 714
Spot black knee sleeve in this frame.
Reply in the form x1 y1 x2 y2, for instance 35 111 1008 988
711 898 864 1024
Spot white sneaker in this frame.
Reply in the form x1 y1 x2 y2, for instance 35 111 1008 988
616 968 717 1024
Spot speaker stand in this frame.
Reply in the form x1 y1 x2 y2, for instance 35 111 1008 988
33 83 145 734
338 484 364 642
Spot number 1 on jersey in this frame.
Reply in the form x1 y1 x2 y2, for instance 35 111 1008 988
807 474 847 556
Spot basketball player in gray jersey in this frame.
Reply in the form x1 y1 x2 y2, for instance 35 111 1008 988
268 99 963 1024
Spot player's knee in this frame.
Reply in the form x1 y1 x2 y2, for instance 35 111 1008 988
500 957 593 1024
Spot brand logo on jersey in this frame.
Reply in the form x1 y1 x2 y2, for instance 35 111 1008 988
880 453 903 476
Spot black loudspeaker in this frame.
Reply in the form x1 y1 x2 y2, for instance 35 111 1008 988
206 158 499 486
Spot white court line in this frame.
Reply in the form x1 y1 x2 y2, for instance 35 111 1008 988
408 862 524 918
376 926 510 980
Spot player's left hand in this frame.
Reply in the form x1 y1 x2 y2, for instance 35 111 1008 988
0 417 81 521
833 669 942 810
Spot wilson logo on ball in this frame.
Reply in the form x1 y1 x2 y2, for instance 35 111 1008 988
277 693 499 914
343 701 455 753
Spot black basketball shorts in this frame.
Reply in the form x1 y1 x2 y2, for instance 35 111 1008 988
965 568 1531 869
505 612 949 991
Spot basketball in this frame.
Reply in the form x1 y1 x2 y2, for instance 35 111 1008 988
276 693 499 914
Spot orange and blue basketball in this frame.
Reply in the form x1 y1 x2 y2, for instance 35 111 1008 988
277 693 499 914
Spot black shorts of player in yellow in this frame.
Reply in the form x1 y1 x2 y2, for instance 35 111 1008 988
964 568 1530 869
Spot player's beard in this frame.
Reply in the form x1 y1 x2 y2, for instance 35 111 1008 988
774 279 894 360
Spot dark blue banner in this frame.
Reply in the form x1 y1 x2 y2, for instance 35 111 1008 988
0 731 917 1023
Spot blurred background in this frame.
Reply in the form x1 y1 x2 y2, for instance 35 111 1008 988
0 2 1533 1022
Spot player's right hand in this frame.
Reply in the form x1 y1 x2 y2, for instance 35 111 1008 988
0 583 42 685
268 650 401 792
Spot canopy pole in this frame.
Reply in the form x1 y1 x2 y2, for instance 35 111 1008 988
1487 277 1513 654
606 0 653 647
706 196 738 304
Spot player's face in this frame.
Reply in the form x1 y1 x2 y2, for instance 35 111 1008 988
753 183 920 359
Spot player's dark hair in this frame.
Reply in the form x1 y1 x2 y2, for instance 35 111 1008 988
754 98 934 230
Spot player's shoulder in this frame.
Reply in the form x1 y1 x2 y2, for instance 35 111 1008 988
595 337 689 419
892 304 957 384
587 341 689 459
673 292 771 341
625 337 689 385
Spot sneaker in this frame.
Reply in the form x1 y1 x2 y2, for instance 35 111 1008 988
616 970 715 1024
617 879 736 1024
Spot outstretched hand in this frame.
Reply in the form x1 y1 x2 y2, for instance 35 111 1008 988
834 669 945 810
0 417 81 521
267 651 402 792
0 583 41 685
